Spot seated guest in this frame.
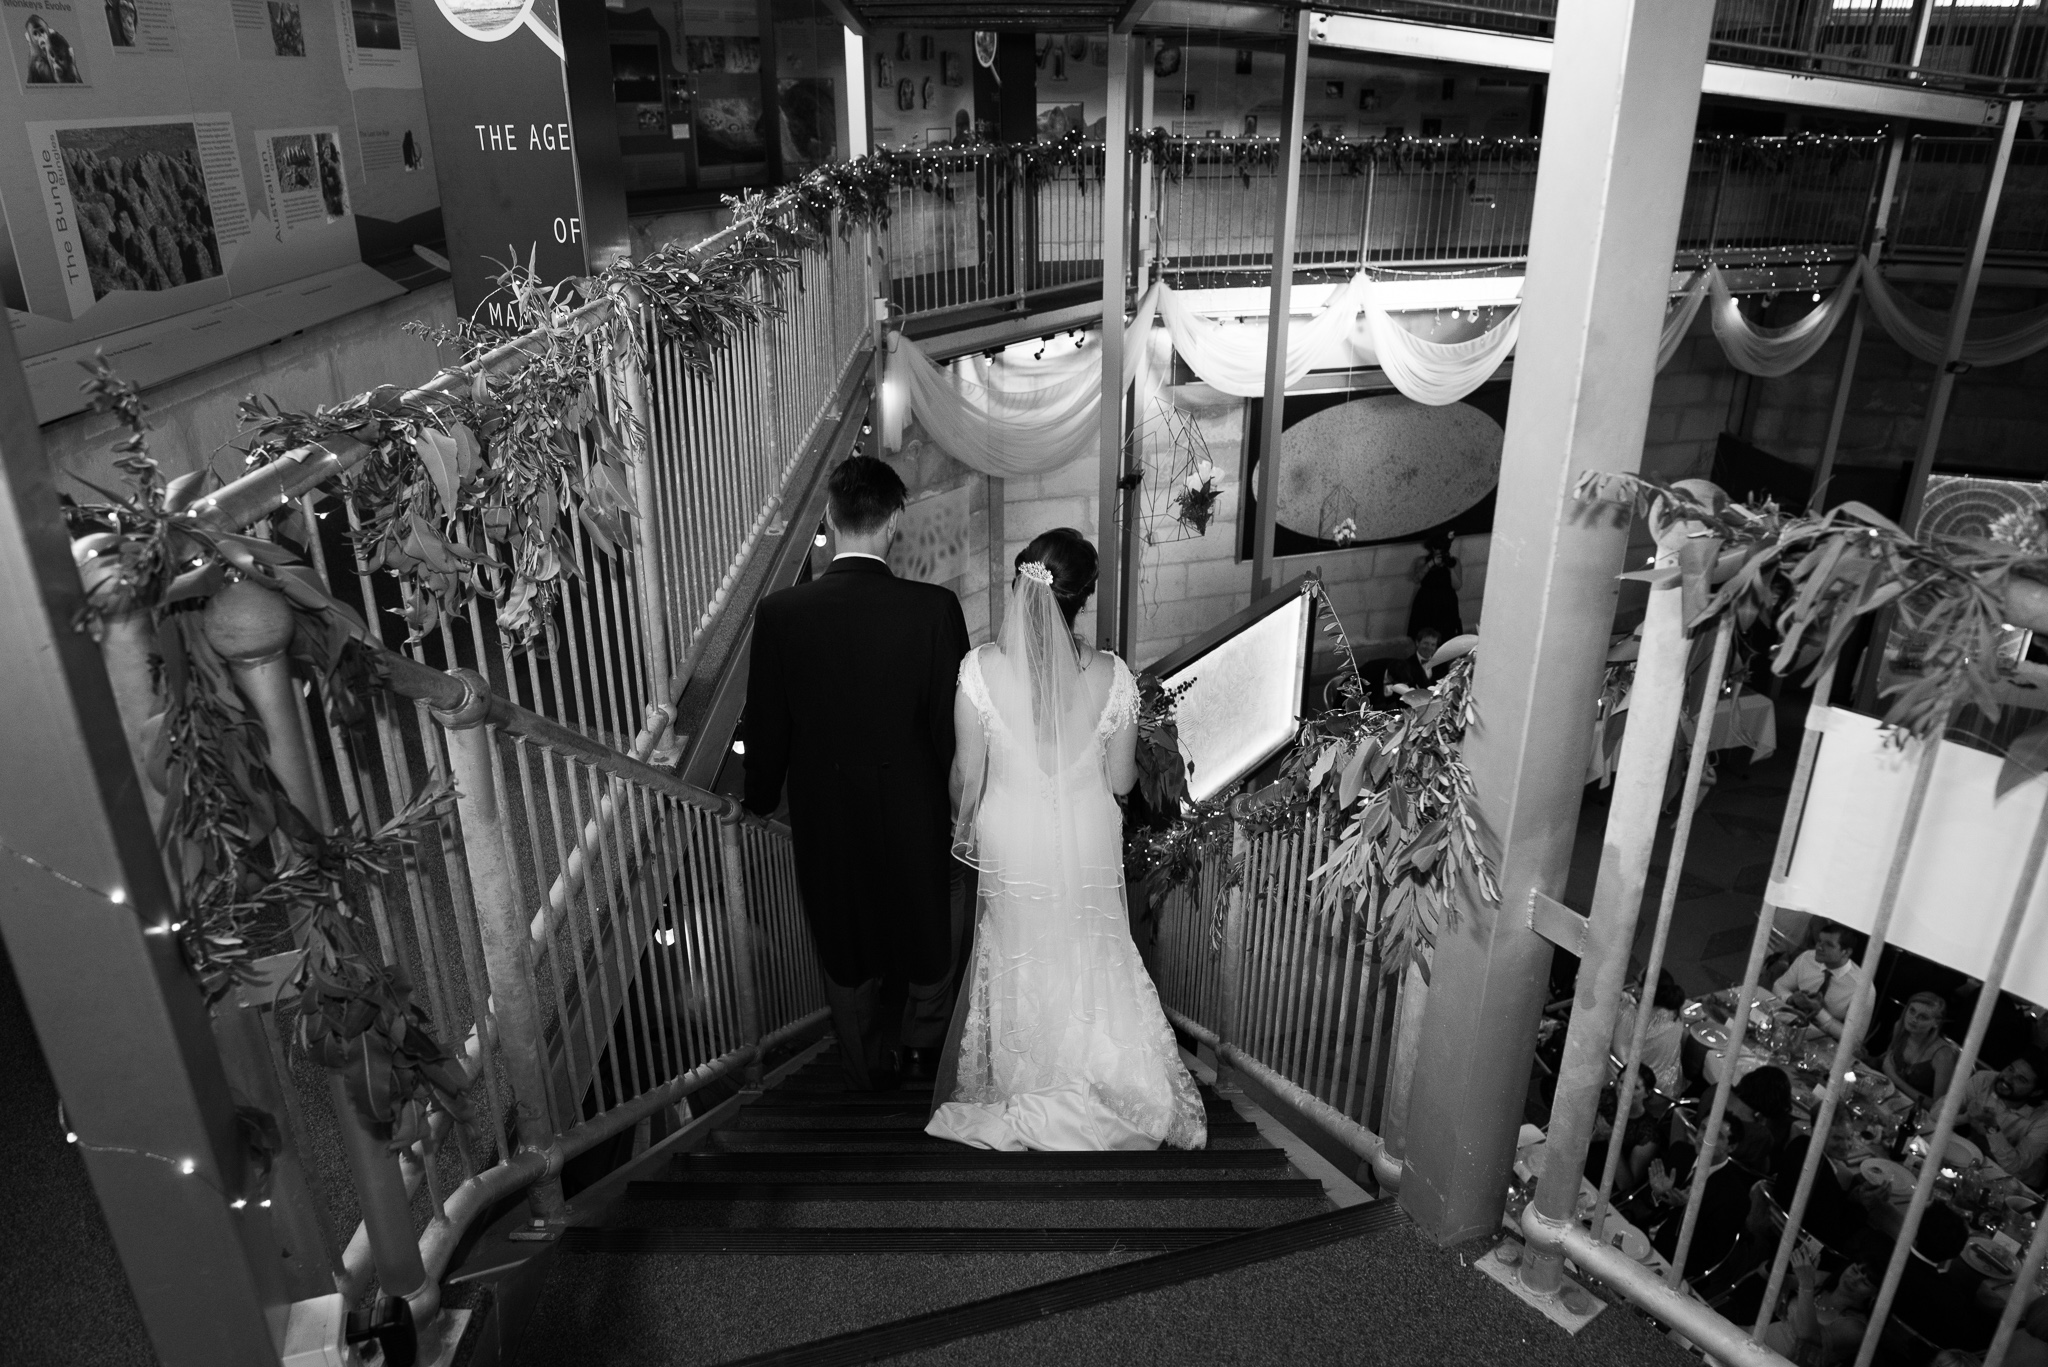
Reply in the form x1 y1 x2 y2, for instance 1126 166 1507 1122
1613 969 1688 1098
1891 1206 1991 1354
1875 991 1962 1107
1367 628 1445 710
1647 1106 1776 1277
1759 1246 1877 1366
1774 920 1871 1044
1586 1064 1669 1195
1958 1052 2048 1189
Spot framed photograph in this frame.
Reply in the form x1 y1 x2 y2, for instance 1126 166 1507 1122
1181 91 1197 112
1234 48 1253 75
940 50 961 86
1322 80 1344 99
1087 38 1107 66
1036 102 1083 141
1359 87 1379 111
1242 114 1258 136
920 35 934 62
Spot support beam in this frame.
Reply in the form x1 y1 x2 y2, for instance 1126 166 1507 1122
1900 100 2023 531
1252 16 1311 597
1397 0 1714 1248
0 299 284 1362
1096 29 1131 652
1811 132 1907 511
1308 10 2004 128
1118 35 1146 657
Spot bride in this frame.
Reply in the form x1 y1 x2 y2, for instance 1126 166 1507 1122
926 529 1207 1152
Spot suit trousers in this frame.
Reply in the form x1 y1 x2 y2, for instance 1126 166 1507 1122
823 861 975 1089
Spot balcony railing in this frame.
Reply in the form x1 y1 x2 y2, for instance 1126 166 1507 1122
1324 0 2048 95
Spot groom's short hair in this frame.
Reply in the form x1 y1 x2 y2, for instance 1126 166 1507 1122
827 456 906 535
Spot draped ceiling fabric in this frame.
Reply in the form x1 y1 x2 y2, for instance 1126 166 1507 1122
1858 255 2048 368
1154 273 1371 398
1354 278 1520 406
1708 262 1861 378
880 285 1161 477
1657 272 1709 374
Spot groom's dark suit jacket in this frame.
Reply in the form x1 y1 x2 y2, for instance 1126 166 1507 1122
741 555 969 987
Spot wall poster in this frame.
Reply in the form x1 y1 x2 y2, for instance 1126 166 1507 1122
0 0 444 421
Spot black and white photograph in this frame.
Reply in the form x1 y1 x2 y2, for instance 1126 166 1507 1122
351 0 401 50
267 1 304 57
313 131 347 218
440 0 528 37
939 49 959 86
103 0 136 47
19 15 84 86
1234 47 1254 74
270 132 315 193
54 121 221 296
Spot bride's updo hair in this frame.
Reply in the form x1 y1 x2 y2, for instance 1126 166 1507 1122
1016 528 1097 626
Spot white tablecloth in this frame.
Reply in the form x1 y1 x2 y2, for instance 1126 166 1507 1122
1589 690 1780 787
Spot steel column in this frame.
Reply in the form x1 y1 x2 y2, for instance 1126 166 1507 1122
0 321 284 1365
1398 0 1714 1246
1252 17 1311 598
1096 29 1131 652
434 671 568 1226
1899 101 2022 531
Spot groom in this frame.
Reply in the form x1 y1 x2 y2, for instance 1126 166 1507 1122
741 456 970 1090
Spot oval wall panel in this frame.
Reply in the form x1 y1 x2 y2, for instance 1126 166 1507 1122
1272 393 1502 544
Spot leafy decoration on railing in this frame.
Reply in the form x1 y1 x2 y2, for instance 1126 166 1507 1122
67 361 470 1149
1574 472 2048 755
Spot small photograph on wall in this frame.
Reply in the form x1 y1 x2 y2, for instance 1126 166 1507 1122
1242 114 1257 136
1181 91 1197 112
920 35 934 61
1088 38 1107 66
1234 48 1253 75
940 50 961 85
1359 87 1379 111
1241 381 1508 559
1322 80 1344 99
1036 101 1083 140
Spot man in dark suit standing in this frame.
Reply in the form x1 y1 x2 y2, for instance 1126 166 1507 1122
742 457 970 1089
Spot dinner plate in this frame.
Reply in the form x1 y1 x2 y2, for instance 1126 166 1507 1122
1937 1136 1984 1168
1859 1158 1916 1199
1962 1238 2019 1282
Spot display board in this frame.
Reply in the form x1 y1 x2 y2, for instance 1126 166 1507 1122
0 0 445 421
1152 582 1316 803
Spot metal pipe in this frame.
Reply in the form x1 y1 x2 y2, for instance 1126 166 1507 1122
1096 30 1131 653
1220 815 1251 1048
1812 131 1906 512
1521 1207 1794 1367
1593 614 1734 1239
1521 508 1695 1301
1252 18 1312 597
1855 786 2048 1367
717 809 767 1079
530 704 674 945
1168 1006 1404 1191
432 670 567 1224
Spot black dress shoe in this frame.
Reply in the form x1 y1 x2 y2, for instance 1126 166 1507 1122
898 1047 940 1082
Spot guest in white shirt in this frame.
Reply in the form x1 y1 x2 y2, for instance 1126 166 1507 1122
1771 921 1868 1043
1612 970 1687 1097
1959 1053 2048 1189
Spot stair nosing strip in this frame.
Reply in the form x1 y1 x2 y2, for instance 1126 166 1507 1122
621 1178 1328 1202
666 1151 1293 1172
711 1201 1411 1366
557 1226 1248 1255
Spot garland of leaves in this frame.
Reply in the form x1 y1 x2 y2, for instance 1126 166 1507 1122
67 361 470 1152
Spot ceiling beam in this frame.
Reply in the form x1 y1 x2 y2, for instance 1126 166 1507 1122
1114 0 1154 33
819 0 866 38
1308 10 2002 128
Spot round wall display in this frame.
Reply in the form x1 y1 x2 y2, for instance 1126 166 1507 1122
1270 393 1501 545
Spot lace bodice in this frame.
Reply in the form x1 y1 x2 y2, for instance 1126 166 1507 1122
959 643 1137 744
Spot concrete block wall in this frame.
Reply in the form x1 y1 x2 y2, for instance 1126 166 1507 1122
886 427 998 646
41 282 460 496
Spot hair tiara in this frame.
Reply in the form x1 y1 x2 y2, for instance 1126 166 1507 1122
1019 561 1054 586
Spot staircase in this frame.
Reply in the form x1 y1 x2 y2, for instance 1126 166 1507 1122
499 1042 1698 1366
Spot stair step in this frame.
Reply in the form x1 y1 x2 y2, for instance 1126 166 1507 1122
559 1226 1244 1254
709 1200 1410 1366
664 1149 1294 1175
741 1098 1244 1120
624 1178 1325 1203
712 1122 1259 1147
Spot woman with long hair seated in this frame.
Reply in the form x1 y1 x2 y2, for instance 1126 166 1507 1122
1874 991 1961 1107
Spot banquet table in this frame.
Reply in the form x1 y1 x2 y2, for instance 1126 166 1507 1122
1589 689 1779 787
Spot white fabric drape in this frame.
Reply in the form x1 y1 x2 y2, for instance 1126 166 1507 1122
1708 263 1861 378
880 285 1160 477
1657 271 1709 373
1354 276 1519 406
1155 273 1370 398
1859 254 2048 368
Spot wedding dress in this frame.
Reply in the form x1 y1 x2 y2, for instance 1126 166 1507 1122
925 565 1207 1152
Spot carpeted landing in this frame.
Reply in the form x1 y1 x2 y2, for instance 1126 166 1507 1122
508 1048 1698 1366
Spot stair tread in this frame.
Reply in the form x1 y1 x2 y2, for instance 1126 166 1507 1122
597 1195 1333 1230
625 1178 1326 1201
667 1150 1293 1175
714 1123 1260 1145
559 1226 1247 1254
